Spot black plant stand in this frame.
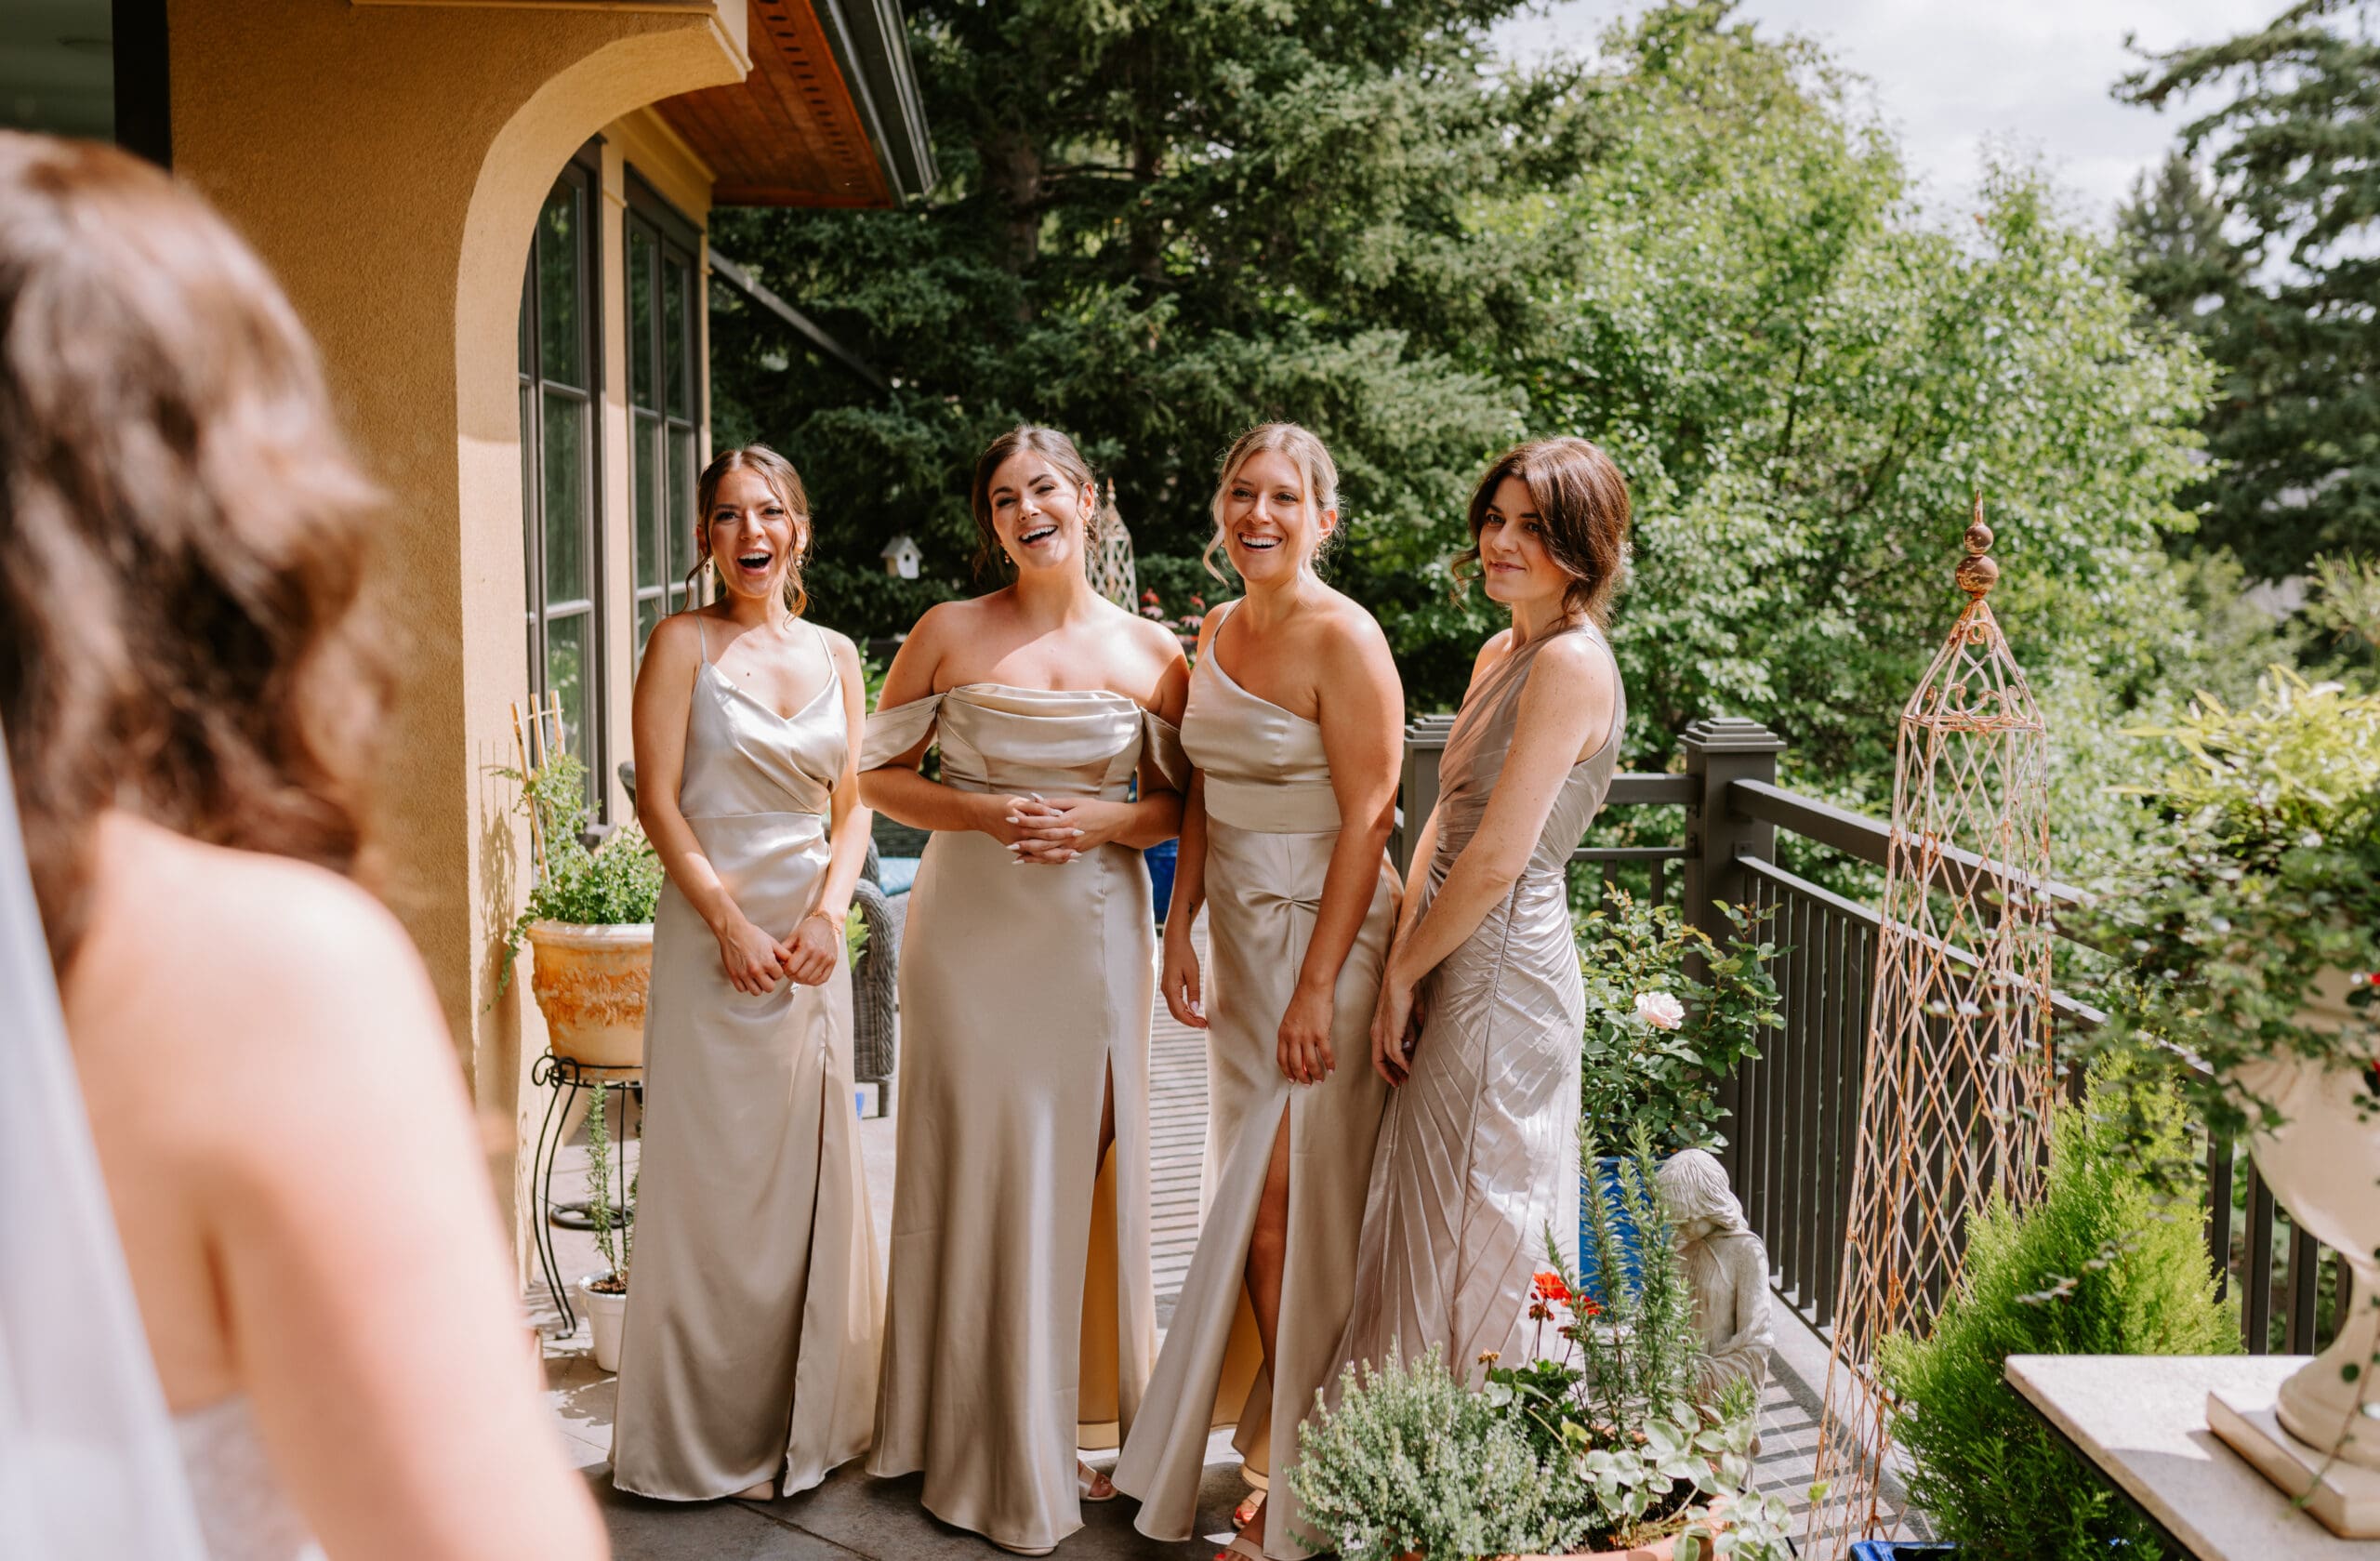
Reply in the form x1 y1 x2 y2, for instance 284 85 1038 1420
528 1052 641 1335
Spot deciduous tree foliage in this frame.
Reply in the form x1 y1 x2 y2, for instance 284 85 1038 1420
716 1 2213 798
2118 0 2380 580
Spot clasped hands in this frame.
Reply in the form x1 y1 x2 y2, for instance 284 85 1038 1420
713 906 840 996
991 791 1127 866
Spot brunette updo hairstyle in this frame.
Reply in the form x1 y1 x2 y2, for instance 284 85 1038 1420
0 133 391 972
1455 437 1633 626
689 444 811 616
1204 421 1341 581
968 425 1099 584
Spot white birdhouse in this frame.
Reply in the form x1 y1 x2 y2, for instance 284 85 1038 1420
880 533 922 580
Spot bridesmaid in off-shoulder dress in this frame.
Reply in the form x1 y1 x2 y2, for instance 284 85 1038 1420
861 427 1190 1556
1113 425 1404 1561
1334 437 1633 1387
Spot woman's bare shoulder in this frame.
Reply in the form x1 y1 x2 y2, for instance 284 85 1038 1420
71 815 452 1119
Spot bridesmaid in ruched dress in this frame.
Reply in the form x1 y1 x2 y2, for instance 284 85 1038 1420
1114 425 1404 1561
862 426 1189 1556
1334 436 1632 1388
613 446 883 1502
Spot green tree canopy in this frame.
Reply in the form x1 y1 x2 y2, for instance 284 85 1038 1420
716 1 2215 802
2118 0 2380 580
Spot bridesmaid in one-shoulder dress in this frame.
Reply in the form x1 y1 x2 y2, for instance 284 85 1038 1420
861 427 1189 1556
1335 437 1633 1385
612 447 882 1501
1113 426 1404 1561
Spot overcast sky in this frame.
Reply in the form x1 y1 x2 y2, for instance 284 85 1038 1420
1491 0 2284 225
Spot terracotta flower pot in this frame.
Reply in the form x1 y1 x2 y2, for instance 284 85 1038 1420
2227 968 2380 1468
525 919 653 1068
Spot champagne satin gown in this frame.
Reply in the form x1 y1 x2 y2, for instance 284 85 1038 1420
1114 607 1397 1558
862 684 1185 1554
612 620 883 1501
1333 619 1626 1384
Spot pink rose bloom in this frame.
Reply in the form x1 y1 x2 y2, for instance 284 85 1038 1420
1634 991 1686 1031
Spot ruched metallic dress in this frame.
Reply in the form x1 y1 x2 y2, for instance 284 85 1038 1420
1333 619 1626 1384
1113 605 1397 1558
861 684 1185 1554
612 620 883 1501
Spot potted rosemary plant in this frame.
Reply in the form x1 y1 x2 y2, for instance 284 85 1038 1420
577 1078 635 1371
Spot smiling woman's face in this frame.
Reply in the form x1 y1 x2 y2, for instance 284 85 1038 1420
1474 473 1575 612
986 449 1092 573
1217 447 1332 585
705 466 803 606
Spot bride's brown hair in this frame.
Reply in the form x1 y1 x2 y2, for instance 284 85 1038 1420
0 133 390 972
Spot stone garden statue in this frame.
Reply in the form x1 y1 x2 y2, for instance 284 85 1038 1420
1660 1149 1775 1406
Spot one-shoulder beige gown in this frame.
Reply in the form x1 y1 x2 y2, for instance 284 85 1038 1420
1113 615 1397 1558
862 684 1184 1554
612 622 882 1501
1334 620 1627 1383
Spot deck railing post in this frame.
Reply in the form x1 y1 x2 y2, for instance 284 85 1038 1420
1394 715 1458 876
1680 717 1787 1189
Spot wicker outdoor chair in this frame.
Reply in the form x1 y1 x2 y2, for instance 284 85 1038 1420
620 759 902 1117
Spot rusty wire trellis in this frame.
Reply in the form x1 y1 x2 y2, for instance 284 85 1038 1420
1087 479 1138 608
1804 503 2061 1554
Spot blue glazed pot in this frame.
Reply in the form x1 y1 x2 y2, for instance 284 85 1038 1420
1144 839 1179 925
1578 1157 1648 1303
1849 1545 1957 1559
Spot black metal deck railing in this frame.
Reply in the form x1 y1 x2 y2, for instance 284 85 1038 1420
1395 715 2341 1355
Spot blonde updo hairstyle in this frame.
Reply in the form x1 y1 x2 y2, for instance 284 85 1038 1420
1203 421 1341 582
688 444 811 616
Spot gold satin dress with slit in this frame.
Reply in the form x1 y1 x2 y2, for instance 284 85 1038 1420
611 622 884 1501
861 684 1186 1554
1332 619 1626 1385
1112 610 1397 1559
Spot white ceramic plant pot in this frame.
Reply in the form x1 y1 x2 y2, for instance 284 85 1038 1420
526 920 653 1068
577 1276 628 1373
2228 969 2380 1469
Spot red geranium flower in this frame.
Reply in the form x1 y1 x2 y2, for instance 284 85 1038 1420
1532 1270 1570 1304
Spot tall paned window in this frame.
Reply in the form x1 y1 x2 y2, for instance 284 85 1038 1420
518 157 605 815
627 180 705 662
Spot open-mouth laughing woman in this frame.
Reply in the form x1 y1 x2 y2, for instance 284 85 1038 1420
1111 425 1404 1561
861 427 1190 1555
610 446 883 1504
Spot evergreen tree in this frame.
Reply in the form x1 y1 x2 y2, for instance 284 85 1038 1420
2119 0 2380 578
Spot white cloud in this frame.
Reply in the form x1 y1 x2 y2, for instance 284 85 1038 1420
1492 0 2281 224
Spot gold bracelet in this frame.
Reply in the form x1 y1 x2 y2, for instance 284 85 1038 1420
805 906 845 927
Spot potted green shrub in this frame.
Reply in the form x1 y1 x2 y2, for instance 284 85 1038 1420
577 1078 635 1371
1575 895 1781 1293
2087 668 2380 1466
496 752 665 1068
1878 1064 2238 1559
1289 1133 1794 1561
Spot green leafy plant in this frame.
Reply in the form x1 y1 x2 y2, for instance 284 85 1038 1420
1578 894 1783 1153
583 1079 635 1290
1880 1063 2239 1560
493 752 665 994
2080 668 2380 1142
1289 1131 1792 1560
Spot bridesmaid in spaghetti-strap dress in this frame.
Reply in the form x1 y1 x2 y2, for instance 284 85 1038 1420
862 427 1189 1556
1113 426 1404 1561
1334 437 1633 1386
612 447 882 1502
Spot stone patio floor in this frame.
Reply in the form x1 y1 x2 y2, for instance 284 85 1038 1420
529 919 1888 1558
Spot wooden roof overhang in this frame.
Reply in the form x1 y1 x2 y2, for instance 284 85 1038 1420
655 0 934 208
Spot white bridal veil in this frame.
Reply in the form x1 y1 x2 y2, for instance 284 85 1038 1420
0 737 209 1559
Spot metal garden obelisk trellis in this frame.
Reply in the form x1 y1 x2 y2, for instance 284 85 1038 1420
1805 501 2060 1554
